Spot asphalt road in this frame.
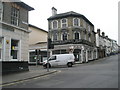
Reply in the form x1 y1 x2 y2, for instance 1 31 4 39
3 54 119 88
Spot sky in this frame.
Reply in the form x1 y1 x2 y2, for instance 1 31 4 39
22 0 119 45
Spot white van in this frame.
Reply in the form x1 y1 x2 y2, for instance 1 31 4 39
43 54 75 68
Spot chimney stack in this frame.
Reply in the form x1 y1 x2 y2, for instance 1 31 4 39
102 32 105 37
97 29 100 36
106 36 108 38
52 7 57 16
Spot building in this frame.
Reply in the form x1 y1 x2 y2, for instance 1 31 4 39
111 39 119 55
104 36 112 56
96 29 119 58
47 7 97 63
29 24 48 64
0 1 34 74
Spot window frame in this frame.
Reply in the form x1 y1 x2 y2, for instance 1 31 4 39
73 18 80 27
52 32 58 41
74 31 81 40
10 39 20 61
11 5 20 26
52 20 58 29
61 18 68 28
83 20 86 29
61 32 68 41
88 25 91 32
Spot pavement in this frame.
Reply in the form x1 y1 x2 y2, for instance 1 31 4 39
1 65 57 86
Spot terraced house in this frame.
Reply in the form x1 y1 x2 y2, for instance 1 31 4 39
0 1 34 74
47 7 98 63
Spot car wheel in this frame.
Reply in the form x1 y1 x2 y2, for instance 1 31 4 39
67 62 72 67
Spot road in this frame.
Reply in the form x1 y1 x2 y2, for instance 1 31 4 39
3 54 118 88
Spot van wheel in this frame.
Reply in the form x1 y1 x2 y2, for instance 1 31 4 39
67 62 72 67
46 63 51 68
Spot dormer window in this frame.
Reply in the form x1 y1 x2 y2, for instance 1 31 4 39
61 18 67 28
52 20 58 29
73 18 80 26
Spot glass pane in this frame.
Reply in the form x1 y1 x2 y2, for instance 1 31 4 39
11 50 17 59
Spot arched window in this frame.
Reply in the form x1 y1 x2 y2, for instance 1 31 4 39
53 33 58 41
62 32 68 41
88 25 90 32
84 34 86 40
83 20 86 28
89 37 91 42
52 20 58 29
61 18 67 28
74 31 81 40
73 18 80 26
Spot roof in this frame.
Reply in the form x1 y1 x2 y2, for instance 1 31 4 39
29 24 48 33
15 2 34 11
48 11 94 26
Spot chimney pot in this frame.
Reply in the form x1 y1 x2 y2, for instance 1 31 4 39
97 29 100 36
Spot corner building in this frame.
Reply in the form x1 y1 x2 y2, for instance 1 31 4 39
47 7 97 63
0 1 34 74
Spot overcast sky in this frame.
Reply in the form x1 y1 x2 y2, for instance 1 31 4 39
22 0 119 44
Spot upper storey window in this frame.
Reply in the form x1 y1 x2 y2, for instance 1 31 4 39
73 18 80 26
83 20 86 29
88 25 90 32
52 20 58 29
61 18 67 28
11 3 20 26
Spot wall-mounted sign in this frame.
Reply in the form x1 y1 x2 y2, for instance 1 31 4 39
6 40 9 44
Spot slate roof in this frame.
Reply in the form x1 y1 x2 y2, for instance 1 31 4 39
48 11 94 26
15 2 34 11
29 24 48 33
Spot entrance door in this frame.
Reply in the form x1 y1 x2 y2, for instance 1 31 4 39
73 49 81 62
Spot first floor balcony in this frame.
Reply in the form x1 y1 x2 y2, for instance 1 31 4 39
51 39 95 47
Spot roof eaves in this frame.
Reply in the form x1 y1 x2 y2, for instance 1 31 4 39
29 24 48 33
15 2 34 11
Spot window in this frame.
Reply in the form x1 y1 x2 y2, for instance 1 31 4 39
73 18 80 26
49 56 56 61
11 4 19 26
89 37 91 42
0 38 2 60
62 32 68 41
61 18 67 28
83 20 86 28
52 20 58 29
84 34 86 40
53 33 58 41
74 31 80 40
11 39 19 60
88 25 90 32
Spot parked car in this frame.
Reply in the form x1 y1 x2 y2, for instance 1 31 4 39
43 54 75 68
